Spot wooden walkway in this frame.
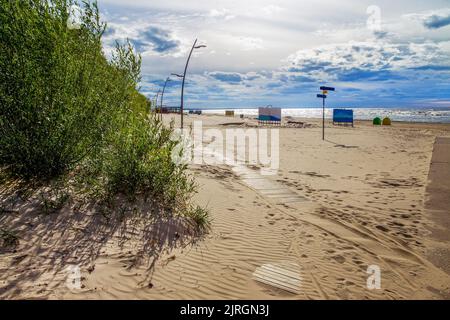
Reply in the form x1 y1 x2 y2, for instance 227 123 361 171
252 261 302 294
202 144 308 292
200 143 308 205
232 165 307 204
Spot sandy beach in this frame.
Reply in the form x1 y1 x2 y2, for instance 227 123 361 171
1 113 450 300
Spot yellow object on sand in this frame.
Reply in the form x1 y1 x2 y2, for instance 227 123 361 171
382 117 391 125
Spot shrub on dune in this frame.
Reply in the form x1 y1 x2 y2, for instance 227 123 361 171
0 0 208 228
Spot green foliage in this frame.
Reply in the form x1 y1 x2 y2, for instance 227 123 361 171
0 0 208 226
39 187 70 215
102 114 195 207
0 228 19 247
186 205 211 231
0 0 137 179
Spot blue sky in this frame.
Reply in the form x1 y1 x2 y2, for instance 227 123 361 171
97 0 450 109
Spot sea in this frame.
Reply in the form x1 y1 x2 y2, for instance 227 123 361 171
200 107 450 123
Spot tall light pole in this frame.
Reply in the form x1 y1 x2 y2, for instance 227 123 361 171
172 38 206 129
160 77 171 121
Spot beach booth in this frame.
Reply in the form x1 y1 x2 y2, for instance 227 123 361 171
332 109 354 127
373 117 382 125
161 106 180 114
258 107 281 125
225 110 234 117
382 117 391 125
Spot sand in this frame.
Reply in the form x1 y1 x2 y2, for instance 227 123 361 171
1 114 450 299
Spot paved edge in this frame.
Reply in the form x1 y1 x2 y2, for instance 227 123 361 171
425 136 450 275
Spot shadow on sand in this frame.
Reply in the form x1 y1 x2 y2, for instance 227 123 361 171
0 183 206 298
325 139 359 149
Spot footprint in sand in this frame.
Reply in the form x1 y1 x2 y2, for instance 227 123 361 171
332 255 346 264
376 225 389 232
398 232 413 239
391 222 404 227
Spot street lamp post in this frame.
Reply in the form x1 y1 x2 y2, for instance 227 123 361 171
172 38 206 129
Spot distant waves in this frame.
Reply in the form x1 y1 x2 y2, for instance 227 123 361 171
202 107 450 123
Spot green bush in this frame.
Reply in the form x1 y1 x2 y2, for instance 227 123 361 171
0 0 139 179
0 0 207 225
99 112 195 208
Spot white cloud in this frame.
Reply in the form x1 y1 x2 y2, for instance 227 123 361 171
261 5 284 16
98 0 450 107
285 40 450 81
237 37 264 51
208 8 235 20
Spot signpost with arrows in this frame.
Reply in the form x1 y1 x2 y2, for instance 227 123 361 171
317 86 335 140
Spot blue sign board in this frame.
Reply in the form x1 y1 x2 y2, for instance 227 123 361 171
317 94 327 98
258 107 281 122
333 109 353 125
259 115 280 121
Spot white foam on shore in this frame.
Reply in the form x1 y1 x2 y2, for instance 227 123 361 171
201 107 450 123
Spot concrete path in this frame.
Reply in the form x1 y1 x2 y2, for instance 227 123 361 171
425 136 450 274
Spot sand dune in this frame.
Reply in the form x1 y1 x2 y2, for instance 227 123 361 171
1 115 450 299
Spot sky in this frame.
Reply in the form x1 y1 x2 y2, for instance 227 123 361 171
96 0 450 109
